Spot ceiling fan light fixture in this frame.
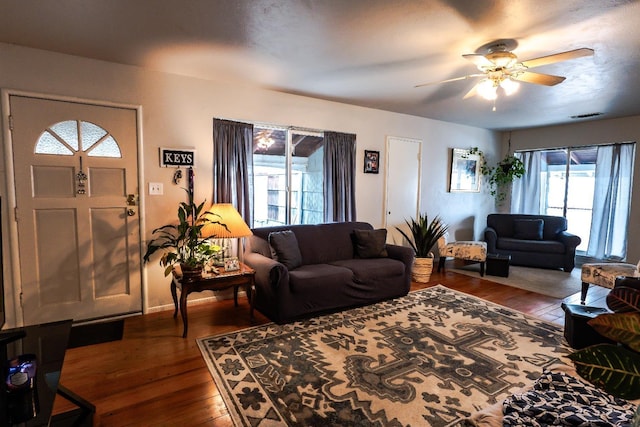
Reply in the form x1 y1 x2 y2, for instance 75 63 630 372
477 79 498 100
500 77 519 96
486 51 517 68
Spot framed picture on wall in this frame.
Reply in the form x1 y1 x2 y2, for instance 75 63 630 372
364 150 379 174
450 148 481 192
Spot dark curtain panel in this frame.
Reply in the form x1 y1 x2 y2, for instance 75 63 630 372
323 131 357 222
213 119 254 224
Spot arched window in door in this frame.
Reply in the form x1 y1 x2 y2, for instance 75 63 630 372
35 120 122 158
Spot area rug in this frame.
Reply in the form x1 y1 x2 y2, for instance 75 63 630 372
197 285 570 426
451 265 582 299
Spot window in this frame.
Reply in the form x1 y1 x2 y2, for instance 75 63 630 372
252 126 324 227
514 143 635 259
36 120 122 158
539 148 597 252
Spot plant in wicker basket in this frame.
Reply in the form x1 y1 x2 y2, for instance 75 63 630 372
567 282 640 401
395 213 448 283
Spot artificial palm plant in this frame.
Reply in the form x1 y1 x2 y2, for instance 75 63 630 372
143 190 228 277
396 213 448 282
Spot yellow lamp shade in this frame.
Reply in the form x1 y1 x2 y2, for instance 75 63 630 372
200 203 252 239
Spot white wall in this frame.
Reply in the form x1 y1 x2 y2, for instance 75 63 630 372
508 116 640 263
0 42 500 321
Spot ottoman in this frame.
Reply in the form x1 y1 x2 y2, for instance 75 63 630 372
486 253 511 277
561 303 613 349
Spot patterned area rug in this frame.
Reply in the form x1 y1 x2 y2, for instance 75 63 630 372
197 285 569 426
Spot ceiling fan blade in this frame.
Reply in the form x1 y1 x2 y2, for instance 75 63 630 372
513 71 566 86
414 74 482 88
520 48 594 69
462 54 495 68
463 84 479 99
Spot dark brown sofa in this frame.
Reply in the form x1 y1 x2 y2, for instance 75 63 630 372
243 222 414 323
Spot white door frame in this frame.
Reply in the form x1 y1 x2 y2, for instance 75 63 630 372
1 89 148 328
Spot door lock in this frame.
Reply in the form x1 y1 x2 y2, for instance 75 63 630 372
127 194 137 206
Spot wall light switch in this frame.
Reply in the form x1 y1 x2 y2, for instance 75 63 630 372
149 182 163 195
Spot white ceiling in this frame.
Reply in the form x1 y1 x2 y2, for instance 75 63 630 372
1 0 639 130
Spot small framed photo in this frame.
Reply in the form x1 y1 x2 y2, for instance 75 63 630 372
364 150 379 174
224 257 240 271
450 148 481 192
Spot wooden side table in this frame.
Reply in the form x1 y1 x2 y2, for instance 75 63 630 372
171 263 256 338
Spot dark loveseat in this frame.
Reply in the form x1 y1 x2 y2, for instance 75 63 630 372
484 214 581 272
243 222 414 323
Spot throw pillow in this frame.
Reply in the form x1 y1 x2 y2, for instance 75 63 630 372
353 228 388 258
513 219 544 240
268 230 302 270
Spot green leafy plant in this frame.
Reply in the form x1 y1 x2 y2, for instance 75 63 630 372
467 147 525 203
395 213 448 258
143 190 228 276
567 284 640 400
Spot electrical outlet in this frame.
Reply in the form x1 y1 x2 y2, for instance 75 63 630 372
149 182 163 195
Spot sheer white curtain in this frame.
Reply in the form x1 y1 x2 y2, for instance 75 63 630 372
511 151 543 214
586 143 635 260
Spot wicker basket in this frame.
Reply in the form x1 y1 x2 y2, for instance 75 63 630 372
412 257 434 283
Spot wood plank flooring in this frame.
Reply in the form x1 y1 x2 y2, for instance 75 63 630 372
53 270 608 426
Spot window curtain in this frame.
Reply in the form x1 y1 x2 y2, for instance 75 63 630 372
212 119 254 224
586 143 634 260
323 131 357 222
511 151 543 214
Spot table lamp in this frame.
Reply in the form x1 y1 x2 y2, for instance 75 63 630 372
200 204 252 267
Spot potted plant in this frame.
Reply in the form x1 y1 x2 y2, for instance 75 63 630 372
467 147 525 203
143 190 228 278
396 213 448 283
568 282 640 401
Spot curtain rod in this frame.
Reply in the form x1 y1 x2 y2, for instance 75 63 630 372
214 117 325 136
514 140 635 153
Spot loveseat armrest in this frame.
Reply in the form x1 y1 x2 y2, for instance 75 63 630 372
386 244 414 293
484 227 498 253
557 231 582 272
557 231 581 250
386 244 414 268
244 252 289 291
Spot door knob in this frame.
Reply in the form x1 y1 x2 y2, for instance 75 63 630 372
127 209 136 216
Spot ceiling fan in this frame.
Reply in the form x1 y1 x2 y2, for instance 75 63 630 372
416 40 594 101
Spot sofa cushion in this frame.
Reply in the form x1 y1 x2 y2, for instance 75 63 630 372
353 228 388 258
288 264 353 292
497 238 566 254
332 258 404 283
513 219 544 240
268 230 302 270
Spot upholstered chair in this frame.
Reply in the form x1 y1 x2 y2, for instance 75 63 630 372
580 262 639 303
437 234 487 276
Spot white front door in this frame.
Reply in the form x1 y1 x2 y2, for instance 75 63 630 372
9 95 142 325
384 136 422 245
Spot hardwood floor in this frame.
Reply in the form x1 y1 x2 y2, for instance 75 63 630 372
53 270 608 426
